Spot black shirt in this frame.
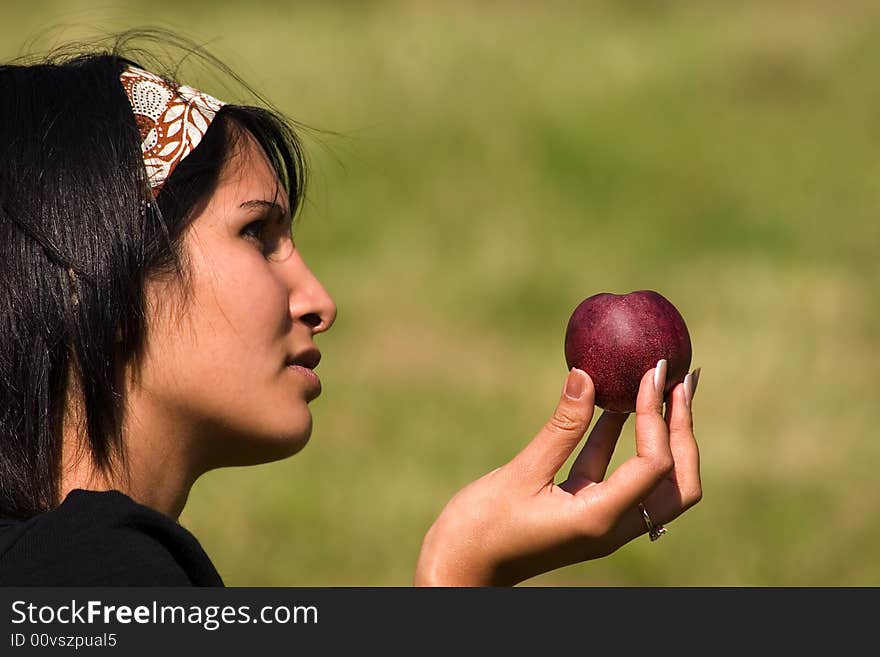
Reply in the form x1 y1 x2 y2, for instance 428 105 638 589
0 489 224 586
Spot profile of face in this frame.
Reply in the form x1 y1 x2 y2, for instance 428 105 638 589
130 129 337 474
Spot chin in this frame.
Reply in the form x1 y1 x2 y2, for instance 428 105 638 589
206 413 314 469
257 415 314 463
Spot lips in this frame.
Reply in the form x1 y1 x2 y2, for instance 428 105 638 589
284 348 323 401
285 348 321 370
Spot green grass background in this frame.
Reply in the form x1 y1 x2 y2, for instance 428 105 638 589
4 1 878 585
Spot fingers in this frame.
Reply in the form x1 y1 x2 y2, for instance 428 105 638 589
595 360 674 518
507 368 596 486
614 367 704 542
567 410 629 483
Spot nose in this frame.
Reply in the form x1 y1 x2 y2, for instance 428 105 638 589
284 251 337 335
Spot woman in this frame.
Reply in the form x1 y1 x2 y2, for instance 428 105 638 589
0 32 702 586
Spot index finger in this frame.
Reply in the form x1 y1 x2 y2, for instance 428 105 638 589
587 360 674 518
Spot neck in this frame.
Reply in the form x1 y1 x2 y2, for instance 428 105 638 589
58 442 195 521
59 380 199 521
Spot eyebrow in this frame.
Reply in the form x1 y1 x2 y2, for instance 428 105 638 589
239 199 290 222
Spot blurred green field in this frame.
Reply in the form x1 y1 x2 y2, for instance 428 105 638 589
4 1 878 585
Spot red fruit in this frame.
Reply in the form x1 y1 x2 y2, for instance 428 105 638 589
564 290 692 413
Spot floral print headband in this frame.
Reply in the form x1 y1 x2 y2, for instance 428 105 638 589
119 64 226 193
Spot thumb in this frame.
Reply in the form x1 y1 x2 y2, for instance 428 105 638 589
507 368 596 486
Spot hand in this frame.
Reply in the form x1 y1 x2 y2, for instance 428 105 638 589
414 360 702 586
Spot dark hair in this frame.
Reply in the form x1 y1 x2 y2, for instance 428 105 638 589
0 32 308 519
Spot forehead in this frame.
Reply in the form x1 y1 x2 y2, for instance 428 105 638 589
211 130 287 212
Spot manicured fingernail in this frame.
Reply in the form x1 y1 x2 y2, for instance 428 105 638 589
565 368 587 400
684 367 701 407
683 373 693 407
653 359 667 397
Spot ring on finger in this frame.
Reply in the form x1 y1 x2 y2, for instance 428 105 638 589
638 502 667 542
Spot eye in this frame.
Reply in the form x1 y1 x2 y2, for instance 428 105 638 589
241 219 294 261
241 219 266 244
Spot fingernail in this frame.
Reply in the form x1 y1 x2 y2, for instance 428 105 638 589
565 367 587 400
653 359 667 397
685 367 701 408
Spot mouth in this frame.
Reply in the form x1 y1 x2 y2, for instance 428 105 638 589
284 349 322 401
285 348 321 370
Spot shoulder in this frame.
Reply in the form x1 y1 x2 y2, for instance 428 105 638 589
0 489 224 587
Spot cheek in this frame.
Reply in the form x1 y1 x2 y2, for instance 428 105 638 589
144 250 291 416
210 255 288 339
189 253 289 386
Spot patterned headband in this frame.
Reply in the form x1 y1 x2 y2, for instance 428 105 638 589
119 64 226 193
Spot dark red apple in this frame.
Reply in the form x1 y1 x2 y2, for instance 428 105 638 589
564 290 692 413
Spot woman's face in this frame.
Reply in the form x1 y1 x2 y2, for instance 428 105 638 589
133 131 336 471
